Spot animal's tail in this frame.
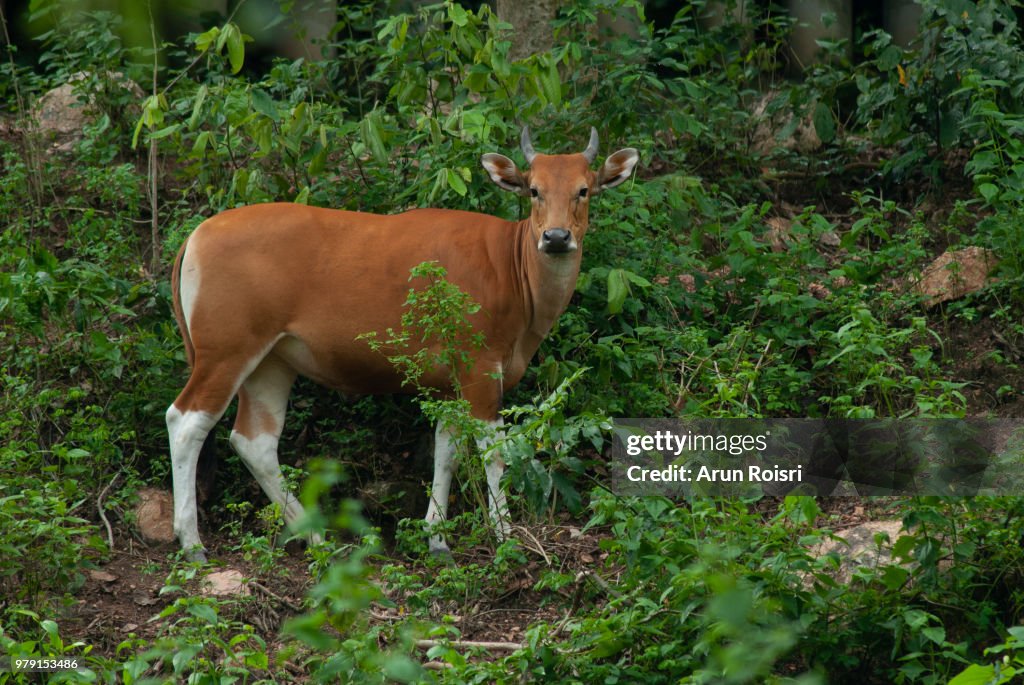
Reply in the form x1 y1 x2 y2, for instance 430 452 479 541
171 237 196 367
171 236 218 500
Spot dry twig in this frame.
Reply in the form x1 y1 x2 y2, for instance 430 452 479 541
97 472 121 552
249 580 303 612
415 639 523 652
511 524 551 565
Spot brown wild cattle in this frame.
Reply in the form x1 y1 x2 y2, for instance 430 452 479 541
167 127 639 560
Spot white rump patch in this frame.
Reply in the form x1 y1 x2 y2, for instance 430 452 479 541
179 238 201 333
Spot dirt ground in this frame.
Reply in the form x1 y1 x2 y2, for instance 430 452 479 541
62 518 607 668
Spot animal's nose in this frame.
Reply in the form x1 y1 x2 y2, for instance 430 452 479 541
541 228 572 252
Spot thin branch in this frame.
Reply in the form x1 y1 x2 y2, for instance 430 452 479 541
97 472 121 552
414 639 523 652
576 569 623 600
147 0 160 272
0 3 26 114
0 1 44 207
511 524 551 565
249 580 303 612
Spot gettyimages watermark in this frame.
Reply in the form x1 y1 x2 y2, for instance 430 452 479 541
611 419 1024 497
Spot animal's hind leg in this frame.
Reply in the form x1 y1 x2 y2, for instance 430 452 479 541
168 359 248 561
228 354 311 538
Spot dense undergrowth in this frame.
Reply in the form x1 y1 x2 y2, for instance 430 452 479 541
3 0 1024 682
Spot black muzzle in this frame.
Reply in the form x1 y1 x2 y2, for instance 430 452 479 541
541 228 573 254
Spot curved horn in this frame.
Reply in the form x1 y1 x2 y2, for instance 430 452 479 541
520 126 537 164
582 126 599 163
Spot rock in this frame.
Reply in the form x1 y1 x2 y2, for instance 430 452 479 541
810 520 906 585
750 92 822 156
31 71 143 153
818 230 841 248
765 216 792 252
133 593 158 606
202 569 249 597
913 247 999 306
134 487 176 544
33 83 88 151
808 282 832 299
89 570 117 583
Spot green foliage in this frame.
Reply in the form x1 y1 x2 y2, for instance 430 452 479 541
0 616 102 684
360 262 485 398
855 0 1024 177
0 453 105 605
122 591 273 684
283 481 422 683
4 0 1024 683
501 369 607 516
948 627 1024 684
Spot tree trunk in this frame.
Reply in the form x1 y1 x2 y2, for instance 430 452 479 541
496 0 562 61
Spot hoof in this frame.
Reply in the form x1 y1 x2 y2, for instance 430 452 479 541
428 545 455 565
184 548 208 564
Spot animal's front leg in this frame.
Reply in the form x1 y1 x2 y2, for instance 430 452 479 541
478 417 511 542
425 422 457 555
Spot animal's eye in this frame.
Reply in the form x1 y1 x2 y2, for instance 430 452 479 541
578 187 589 198
530 187 539 198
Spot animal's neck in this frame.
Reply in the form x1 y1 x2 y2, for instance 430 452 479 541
515 219 582 342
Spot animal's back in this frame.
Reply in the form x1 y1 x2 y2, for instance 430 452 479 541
175 203 520 395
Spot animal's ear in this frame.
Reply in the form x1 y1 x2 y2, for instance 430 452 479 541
481 153 530 195
596 148 639 192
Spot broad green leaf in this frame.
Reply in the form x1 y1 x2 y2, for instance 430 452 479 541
877 44 903 71
132 95 165 148
225 25 245 74
283 611 338 650
244 651 269 669
254 119 272 156
490 41 510 78
538 58 561 106
191 130 212 155
625 271 652 287
188 84 208 130
446 168 467 196
360 113 387 165
251 87 277 120
607 268 629 315
902 608 930 629
947 664 999 685
308 146 327 176
448 3 468 27
880 564 909 591
979 183 1000 203
377 14 403 40
148 124 180 140
194 26 219 53
187 602 218 624
382 655 424 682
813 101 836 144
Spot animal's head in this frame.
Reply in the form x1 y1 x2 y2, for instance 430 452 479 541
481 127 639 255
